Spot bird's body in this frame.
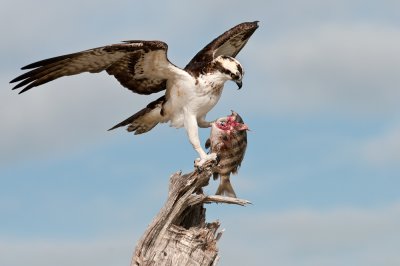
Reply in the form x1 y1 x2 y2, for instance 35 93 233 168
10 22 258 165
205 111 248 197
162 71 224 129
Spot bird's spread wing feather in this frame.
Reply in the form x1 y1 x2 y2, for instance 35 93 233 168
10 41 179 94
184 21 259 74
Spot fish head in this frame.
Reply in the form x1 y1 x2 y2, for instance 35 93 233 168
213 114 248 133
227 111 249 131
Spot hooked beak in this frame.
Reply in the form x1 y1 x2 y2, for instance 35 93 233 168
235 79 243 90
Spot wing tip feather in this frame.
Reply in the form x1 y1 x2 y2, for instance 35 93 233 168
107 124 120 131
18 85 34 94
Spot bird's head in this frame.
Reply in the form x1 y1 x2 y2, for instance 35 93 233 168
212 55 244 89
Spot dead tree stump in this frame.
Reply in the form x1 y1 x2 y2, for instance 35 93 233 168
131 160 250 266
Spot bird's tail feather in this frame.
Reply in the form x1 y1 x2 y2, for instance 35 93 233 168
215 175 237 198
108 96 165 135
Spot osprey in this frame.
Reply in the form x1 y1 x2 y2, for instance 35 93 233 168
10 21 258 166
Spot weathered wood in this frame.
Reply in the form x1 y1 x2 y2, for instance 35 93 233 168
131 160 250 266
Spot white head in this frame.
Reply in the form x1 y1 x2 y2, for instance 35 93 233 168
212 55 244 89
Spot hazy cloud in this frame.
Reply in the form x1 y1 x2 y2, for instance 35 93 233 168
360 124 400 167
2 203 399 266
219 203 400 266
1 2 400 266
0 73 156 164
0 237 133 266
247 23 400 117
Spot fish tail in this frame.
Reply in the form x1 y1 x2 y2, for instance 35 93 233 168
215 175 237 198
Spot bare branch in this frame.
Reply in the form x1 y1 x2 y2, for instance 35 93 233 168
131 160 250 266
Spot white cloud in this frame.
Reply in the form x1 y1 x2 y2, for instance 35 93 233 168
247 23 400 117
360 125 400 167
0 237 134 266
0 73 156 164
219 203 400 266
2 203 399 266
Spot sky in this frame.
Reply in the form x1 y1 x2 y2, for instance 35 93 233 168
1 0 400 265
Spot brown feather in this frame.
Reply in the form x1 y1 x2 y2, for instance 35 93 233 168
10 41 171 94
184 21 259 75
108 96 165 134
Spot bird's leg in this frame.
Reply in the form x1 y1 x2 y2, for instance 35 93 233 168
184 113 217 167
197 117 212 128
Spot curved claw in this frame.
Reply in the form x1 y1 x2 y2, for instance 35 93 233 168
194 153 218 169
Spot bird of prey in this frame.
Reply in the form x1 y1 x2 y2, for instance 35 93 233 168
10 21 258 166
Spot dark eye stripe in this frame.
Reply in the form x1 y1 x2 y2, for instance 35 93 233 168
236 64 243 75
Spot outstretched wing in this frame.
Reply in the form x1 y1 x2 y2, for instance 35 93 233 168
184 21 259 74
10 41 181 94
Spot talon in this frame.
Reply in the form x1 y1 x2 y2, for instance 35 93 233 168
194 158 207 169
208 153 218 162
194 153 218 168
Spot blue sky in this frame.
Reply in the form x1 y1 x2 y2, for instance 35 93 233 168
1 0 400 265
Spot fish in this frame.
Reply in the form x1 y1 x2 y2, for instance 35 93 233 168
205 111 248 198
